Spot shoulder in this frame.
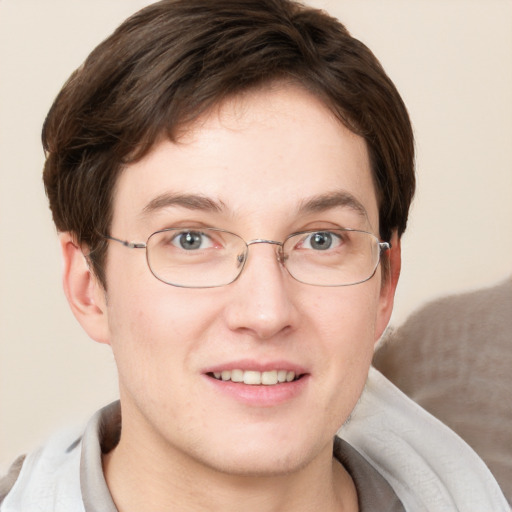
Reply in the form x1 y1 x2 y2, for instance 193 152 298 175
0 428 84 512
0 455 26 506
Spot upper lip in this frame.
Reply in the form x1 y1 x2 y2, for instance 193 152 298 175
202 359 308 375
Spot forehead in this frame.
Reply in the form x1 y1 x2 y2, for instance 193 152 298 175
112 84 378 235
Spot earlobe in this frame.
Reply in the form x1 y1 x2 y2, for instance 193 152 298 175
60 232 110 345
374 232 401 342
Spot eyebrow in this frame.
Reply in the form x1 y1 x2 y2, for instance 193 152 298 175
141 193 225 216
297 190 369 219
140 190 368 221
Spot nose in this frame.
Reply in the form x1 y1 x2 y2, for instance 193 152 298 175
224 242 298 340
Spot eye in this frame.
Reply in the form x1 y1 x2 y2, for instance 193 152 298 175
172 231 214 251
300 231 343 251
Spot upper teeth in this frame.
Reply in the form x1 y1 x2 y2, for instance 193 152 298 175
212 370 296 385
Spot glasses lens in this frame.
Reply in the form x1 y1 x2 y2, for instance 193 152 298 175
146 228 247 288
283 229 381 286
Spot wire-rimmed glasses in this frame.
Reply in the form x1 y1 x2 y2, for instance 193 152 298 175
104 227 390 288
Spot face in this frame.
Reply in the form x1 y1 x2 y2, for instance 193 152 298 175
78 84 398 477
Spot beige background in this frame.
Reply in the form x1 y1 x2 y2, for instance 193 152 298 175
1 0 511 471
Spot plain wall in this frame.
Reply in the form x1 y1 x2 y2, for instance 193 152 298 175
1 0 511 471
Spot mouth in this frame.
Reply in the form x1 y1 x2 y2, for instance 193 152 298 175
207 369 303 386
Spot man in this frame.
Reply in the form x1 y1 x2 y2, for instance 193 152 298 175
0 1 508 511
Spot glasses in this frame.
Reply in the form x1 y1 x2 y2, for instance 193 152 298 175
104 227 390 288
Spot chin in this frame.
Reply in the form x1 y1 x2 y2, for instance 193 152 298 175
193 427 328 478
200 447 314 478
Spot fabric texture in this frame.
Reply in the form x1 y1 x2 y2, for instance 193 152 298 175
0 426 85 512
373 277 512 504
0 458 25 506
334 438 405 512
338 367 509 511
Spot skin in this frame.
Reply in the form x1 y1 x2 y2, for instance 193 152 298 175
61 83 401 512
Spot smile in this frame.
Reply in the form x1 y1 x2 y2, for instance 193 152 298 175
209 369 300 386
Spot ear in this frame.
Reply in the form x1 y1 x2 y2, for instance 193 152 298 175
374 231 401 342
60 232 110 345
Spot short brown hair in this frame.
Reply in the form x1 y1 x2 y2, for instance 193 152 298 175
42 0 415 286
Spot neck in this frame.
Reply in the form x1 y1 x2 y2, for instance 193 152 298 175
103 427 358 512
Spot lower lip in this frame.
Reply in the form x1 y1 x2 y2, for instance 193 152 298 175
203 374 309 407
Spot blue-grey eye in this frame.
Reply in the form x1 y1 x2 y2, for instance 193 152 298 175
174 231 209 250
308 232 333 250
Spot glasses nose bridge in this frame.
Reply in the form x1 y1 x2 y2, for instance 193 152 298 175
245 238 285 265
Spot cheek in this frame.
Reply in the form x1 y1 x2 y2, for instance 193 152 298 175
105 282 220 387
305 283 379 350
306 284 380 409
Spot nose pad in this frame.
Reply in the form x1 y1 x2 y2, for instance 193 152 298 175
276 246 286 266
237 242 285 271
238 245 286 271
